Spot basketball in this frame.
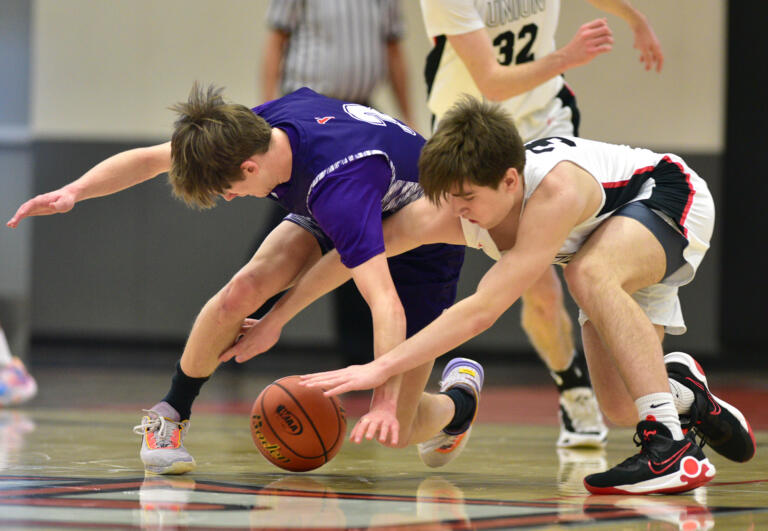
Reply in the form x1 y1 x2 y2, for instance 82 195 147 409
250 375 346 472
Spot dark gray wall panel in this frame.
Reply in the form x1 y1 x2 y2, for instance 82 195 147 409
30 141 333 342
30 141 722 357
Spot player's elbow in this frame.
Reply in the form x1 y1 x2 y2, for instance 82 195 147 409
478 85 508 103
473 72 510 102
367 289 406 328
466 306 499 337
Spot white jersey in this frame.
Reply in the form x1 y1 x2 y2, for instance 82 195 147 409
461 136 715 289
421 0 564 139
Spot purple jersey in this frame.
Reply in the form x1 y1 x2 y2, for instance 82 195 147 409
254 88 465 338
253 88 424 267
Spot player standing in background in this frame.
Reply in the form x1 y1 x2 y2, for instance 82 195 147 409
259 0 413 367
420 0 663 448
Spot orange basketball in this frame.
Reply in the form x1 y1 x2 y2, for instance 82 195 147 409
250 375 346 472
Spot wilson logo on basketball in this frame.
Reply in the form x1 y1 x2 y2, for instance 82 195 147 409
276 405 303 435
250 414 291 464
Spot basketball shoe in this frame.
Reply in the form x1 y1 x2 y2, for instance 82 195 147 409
557 387 608 448
583 418 715 495
418 357 484 468
664 351 756 463
133 402 196 475
0 357 38 407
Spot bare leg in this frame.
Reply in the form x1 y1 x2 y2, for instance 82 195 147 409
520 266 574 371
581 320 665 426
181 221 322 377
565 216 669 403
394 361 455 447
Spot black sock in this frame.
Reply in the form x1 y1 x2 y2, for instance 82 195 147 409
551 350 590 393
161 361 209 420
442 387 476 435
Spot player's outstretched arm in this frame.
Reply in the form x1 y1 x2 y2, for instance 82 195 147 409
301 169 591 396
586 0 663 71
449 19 613 102
7 142 171 228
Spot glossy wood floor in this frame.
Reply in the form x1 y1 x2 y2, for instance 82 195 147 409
1 362 766 529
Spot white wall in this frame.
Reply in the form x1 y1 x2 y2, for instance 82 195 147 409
33 0 725 152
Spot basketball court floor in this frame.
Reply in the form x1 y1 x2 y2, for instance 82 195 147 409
1 360 766 529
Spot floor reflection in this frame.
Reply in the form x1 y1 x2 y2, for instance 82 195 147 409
0 411 36 471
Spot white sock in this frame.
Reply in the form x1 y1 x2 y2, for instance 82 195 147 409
0 327 13 366
668 378 695 414
635 392 684 440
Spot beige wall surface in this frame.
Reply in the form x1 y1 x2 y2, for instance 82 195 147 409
33 0 724 152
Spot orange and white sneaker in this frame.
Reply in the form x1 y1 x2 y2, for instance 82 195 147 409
0 357 38 407
133 402 196 475
418 358 484 468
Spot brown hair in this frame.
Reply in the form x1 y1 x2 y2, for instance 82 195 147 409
418 95 525 204
168 82 272 208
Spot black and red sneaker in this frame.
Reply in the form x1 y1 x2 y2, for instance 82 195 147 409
665 351 756 462
584 418 715 495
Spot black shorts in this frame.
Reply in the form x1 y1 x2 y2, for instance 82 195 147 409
612 201 688 280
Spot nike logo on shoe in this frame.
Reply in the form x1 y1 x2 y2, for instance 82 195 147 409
686 377 721 415
648 442 691 474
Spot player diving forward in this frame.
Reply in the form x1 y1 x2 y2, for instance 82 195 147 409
7 85 484 473
246 97 755 495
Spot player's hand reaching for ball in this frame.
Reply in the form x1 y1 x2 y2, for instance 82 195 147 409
300 360 389 397
219 317 282 363
7 188 77 228
350 402 400 447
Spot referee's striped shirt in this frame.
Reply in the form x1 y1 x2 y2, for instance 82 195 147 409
267 0 404 104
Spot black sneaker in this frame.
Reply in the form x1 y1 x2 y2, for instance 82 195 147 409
665 351 756 462
583 418 715 495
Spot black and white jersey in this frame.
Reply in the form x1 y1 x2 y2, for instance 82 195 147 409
421 0 563 139
461 136 714 288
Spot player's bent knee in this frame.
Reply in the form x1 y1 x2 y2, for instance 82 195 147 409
218 275 266 320
520 289 561 324
563 260 609 309
524 268 563 305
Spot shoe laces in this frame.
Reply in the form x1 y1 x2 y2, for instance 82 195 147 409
615 431 658 467
133 410 187 448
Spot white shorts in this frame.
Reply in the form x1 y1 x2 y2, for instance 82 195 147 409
578 282 686 335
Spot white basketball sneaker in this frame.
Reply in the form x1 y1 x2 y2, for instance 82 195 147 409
557 387 608 448
133 402 196 475
418 358 484 468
